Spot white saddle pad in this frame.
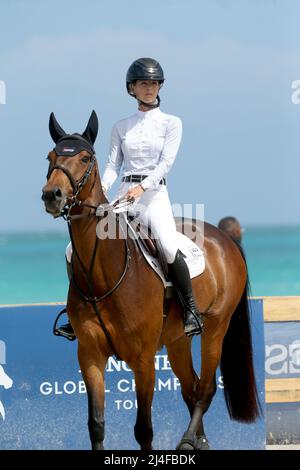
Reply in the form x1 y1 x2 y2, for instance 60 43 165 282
125 220 205 288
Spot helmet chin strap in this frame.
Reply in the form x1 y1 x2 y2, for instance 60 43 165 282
137 95 161 109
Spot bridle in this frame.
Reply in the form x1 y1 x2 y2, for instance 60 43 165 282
47 152 98 220
46 143 131 358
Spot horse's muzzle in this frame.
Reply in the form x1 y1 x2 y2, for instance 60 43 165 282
42 187 66 217
42 186 63 202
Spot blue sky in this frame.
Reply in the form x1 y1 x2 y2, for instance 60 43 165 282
0 0 300 230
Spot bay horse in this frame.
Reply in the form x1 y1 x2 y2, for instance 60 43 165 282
42 110 260 450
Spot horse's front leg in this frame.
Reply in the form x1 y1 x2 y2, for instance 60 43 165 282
132 357 155 450
78 343 107 450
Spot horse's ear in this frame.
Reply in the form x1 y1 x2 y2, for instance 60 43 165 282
82 110 98 145
49 112 67 143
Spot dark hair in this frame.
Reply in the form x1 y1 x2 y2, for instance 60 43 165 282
218 216 240 231
218 216 243 244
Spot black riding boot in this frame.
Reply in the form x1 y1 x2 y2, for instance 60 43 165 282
168 250 204 337
55 258 76 340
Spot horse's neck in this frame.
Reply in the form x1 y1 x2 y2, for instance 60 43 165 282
69 169 125 278
70 214 127 298
81 162 105 208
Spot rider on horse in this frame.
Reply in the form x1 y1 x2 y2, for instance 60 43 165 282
57 57 204 340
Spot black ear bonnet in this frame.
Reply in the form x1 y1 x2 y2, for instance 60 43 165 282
49 110 98 157
54 134 95 157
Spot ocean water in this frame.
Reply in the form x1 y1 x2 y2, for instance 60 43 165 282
244 226 300 297
0 226 299 305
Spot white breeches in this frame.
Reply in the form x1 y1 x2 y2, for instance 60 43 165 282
112 182 179 264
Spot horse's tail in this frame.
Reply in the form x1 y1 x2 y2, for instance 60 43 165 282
220 244 261 422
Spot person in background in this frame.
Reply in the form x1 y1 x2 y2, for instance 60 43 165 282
218 216 244 244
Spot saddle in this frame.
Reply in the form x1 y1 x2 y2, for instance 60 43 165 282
126 215 169 278
95 205 205 311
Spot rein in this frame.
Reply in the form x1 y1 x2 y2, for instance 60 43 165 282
47 151 131 359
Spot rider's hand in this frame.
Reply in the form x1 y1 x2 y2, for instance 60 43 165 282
125 184 145 201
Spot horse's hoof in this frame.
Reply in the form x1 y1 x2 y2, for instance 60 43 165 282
196 435 210 450
177 442 195 450
176 432 197 450
92 443 104 450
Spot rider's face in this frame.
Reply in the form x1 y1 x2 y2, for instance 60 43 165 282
131 80 160 104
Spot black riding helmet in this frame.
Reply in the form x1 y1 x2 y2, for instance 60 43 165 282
126 58 165 107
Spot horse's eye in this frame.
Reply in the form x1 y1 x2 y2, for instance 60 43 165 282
81 156 90 164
